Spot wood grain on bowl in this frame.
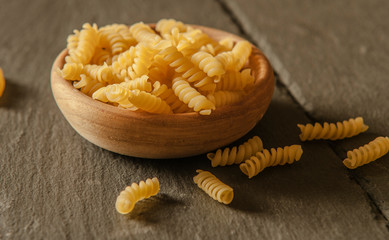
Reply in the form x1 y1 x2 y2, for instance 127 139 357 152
50 25 274 159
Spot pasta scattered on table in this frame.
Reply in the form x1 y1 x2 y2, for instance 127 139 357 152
115 177 160 214
59 19 255 115
240 145 303 179
343 136 389 169
207 136 263 167
297 117 368 141
193 170 234 204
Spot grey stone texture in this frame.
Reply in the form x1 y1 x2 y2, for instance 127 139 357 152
1 0 388 239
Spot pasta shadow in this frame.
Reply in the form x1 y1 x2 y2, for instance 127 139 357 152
0 79 34 109
126 193 184 223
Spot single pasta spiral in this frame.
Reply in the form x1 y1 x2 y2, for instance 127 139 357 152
297 117 369 141
172 77 215 115
343 136 389 169
191 51 225 77
66 29 80 54
115 177 160 214
83 63 113 83
92 83 134 109
240 145 303 179
130 22 161 45
128 43 157 80
60 63 84 81
128 89 172 114
207 136 263 167
193 170 233 204
99 24 136 55
159 46 213 88
156 19 187 35
232 40 252 71
215 51 235 71
65 23 99 65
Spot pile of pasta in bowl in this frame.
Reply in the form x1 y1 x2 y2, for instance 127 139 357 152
58 19 254 115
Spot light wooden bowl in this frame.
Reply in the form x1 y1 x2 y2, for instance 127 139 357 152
51 25 274 159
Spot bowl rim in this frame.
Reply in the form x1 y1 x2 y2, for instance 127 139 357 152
51 24 274 122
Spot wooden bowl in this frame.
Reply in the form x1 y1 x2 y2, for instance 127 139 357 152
51 25 274 159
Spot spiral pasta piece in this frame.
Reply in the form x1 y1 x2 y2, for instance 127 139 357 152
216 69 254 91
66 29 80 54
240 145 303 179
172 77 215 115
121 75 152 92
65 23 99 64
76 74 107 97
99 24 136 55
215 51 235 71
128 89 172 114
111 46 137 80
159 46 213 88
232 40 252 71
207 136 263 167
151 81 190 113
130 22 161 45
156 19 187 35
60 63 84 81
298 117 369 141
0 67 5 97
115 177 160 214
191 51 225 77
83 63 114 83
207 90 245 107
343 136 389 169
104 84 135 109
193 170 233 204
127 43 157 80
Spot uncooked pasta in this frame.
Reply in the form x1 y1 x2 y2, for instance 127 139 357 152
240 145 303 179
193 170 233 204
207 136 263 167
59 19 256 115
343 136 389 169
0 67 5 97
115 177 160 214
297 117 369 141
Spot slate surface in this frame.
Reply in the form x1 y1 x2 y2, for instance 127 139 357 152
223 0 389 228
1 0 388 239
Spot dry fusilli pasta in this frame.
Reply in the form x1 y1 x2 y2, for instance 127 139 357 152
115 177 160 214
0 67 5 97
207 90 245 108
343 136 389 169
193 170 233 204
207 136 263 167
60 19 255 115
240 145 303 179
191 51 225 77
172 77 215 115
128 89 172 114
297 117 369 141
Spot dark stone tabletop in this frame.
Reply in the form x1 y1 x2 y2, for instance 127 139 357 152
1 0 388 239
